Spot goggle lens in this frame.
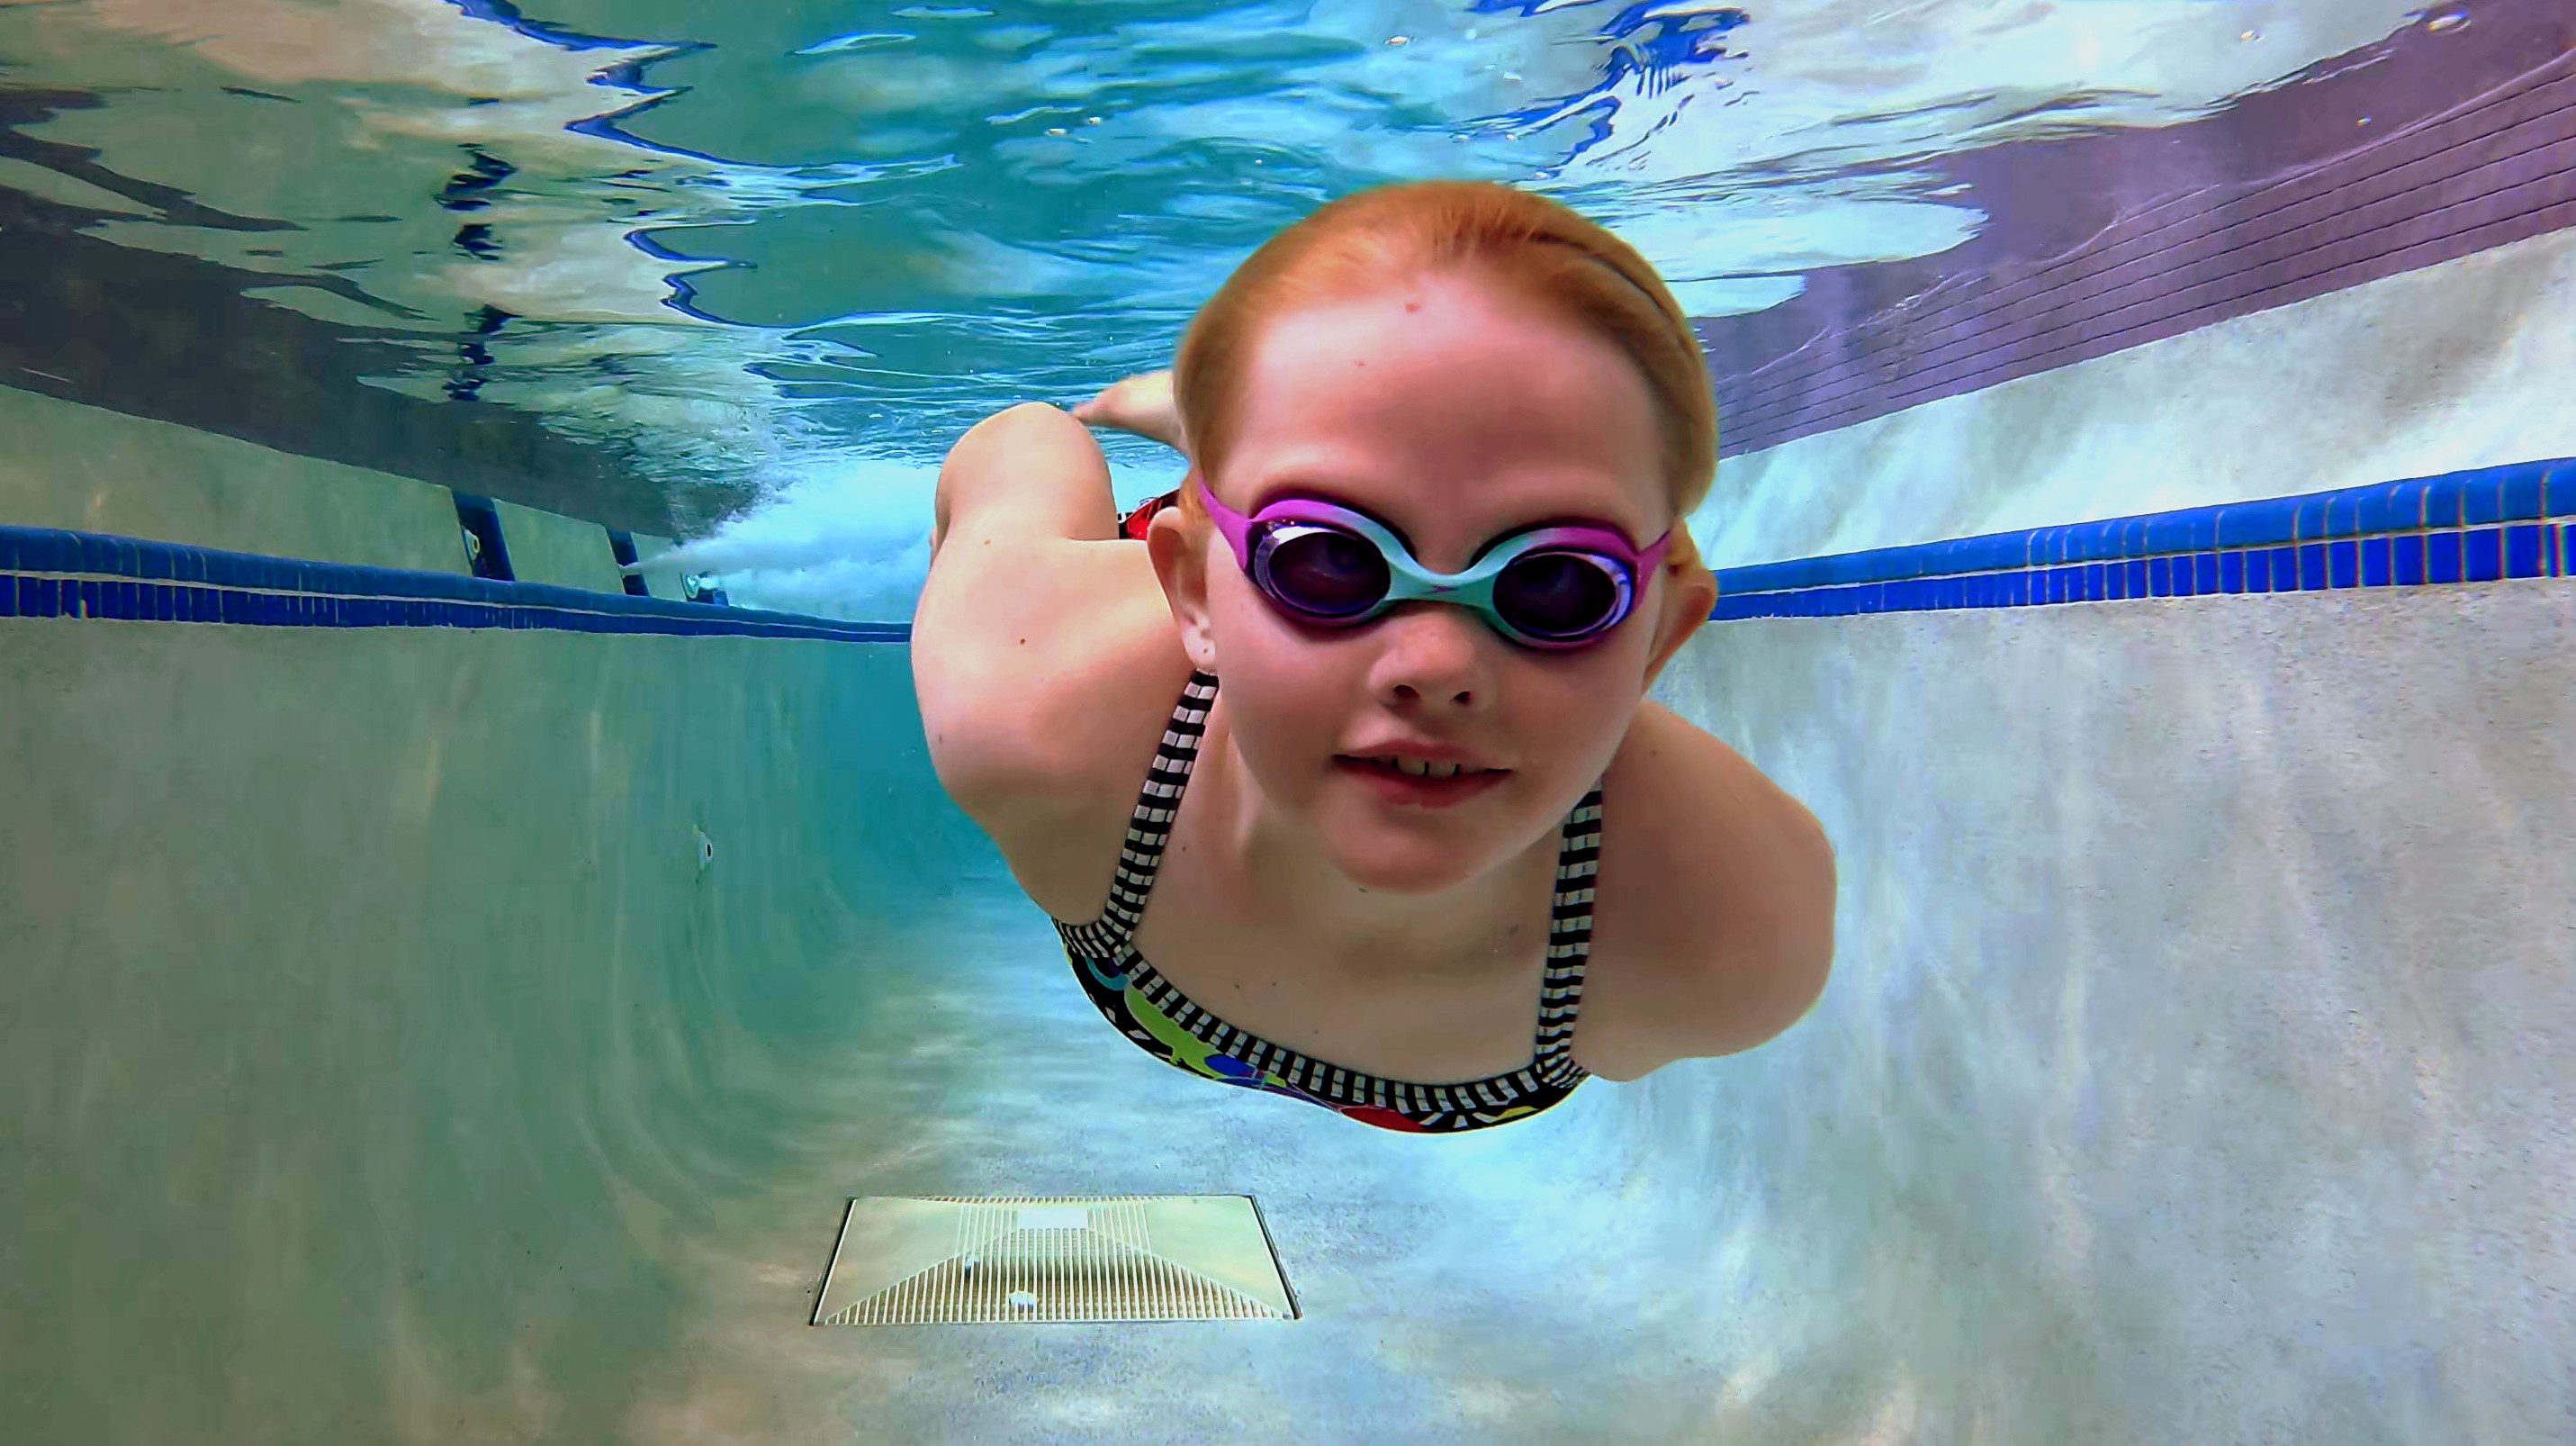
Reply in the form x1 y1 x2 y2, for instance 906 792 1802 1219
1260 525 1389 619
1492 550 1626 639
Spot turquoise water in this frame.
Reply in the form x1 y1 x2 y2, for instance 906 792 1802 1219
13 6 2569 1442
3 0 2425 569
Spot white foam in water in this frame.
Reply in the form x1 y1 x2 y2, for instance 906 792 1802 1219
657 449 1188 621
639 457 937 620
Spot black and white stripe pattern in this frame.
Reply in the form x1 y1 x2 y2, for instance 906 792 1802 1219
1053 669 1599 1133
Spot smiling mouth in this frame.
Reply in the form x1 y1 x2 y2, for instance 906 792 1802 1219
1337 755 1506 781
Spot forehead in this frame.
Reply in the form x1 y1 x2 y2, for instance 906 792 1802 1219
1220 275 1667 538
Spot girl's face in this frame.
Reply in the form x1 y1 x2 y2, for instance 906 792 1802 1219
1153 269 1715 894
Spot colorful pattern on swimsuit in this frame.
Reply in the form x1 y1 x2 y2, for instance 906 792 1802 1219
1052 670 1601 1134
1119 488 1182 541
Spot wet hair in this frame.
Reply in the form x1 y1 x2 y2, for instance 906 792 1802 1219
1172 180 1717 547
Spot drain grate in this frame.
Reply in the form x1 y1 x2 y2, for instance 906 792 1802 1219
813 1195 1296 1325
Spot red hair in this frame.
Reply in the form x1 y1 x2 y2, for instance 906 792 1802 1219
1172 180 1718 552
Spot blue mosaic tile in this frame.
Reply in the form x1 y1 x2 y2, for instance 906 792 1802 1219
2215 505 2297 554
1957 534 2024 574
2505 524 2545 579
2394 533 2427 586
2256 549 2284 592
2 525 910 644
2361 536 2392 587
2426 531 2463 584
2463 466 2507 527
2464 527 2503 583
1703 456 2576 607
2421 473 2466 529
2327 539 2358 589
2220 550 2246 592
2501 465 2545 523
2351 484 2404 536
2315 494 2354 541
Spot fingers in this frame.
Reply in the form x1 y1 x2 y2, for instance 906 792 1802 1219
1070 372 1181 447
1072 375 1135 418
1071 377 1139 427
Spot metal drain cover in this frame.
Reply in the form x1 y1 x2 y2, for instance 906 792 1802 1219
813 1196 1296 1325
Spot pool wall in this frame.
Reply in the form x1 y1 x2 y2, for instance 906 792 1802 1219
0 392 986 1441
1646 120 2576 1442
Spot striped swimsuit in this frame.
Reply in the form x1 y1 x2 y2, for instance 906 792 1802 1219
1051 670 1601 1134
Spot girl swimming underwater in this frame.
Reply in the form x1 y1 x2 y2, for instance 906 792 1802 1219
913 180 1834 1134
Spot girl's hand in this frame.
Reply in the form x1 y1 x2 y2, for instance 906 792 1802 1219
1071 371 1187 453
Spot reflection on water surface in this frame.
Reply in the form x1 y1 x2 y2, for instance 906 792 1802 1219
0 0 2431 530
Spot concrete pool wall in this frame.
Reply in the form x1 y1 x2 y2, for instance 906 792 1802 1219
1641 168 2576 1441
0 393 983 1440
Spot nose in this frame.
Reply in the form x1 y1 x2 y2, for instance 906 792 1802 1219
1365 602 1495 712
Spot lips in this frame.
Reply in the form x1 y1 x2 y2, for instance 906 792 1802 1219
1332 754 1509 808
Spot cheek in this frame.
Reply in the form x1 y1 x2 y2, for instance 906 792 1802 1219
1211 599 1362 765
1506 647 1648 765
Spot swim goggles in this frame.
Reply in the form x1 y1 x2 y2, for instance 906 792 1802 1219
1193 476 1671 650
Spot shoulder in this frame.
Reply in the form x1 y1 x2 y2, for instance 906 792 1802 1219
914 534 1192 845
910 520 1200 926
1573 701 1837 1081
910 409 1197 848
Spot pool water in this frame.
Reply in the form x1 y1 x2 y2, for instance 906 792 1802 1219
5 2 2573 1442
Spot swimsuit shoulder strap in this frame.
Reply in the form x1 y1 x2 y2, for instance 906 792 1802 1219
1530 782 1604 1080
1056 668 1218 956
1058 665 1608 1083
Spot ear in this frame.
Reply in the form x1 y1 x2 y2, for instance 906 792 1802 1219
1639 546 1717 690
1146 475 1220 673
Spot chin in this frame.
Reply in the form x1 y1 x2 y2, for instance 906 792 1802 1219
1318 813 1522 896
1328 844 1485 896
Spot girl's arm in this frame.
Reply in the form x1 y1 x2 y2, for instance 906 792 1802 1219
928 402 1121 558
914 402 1189 834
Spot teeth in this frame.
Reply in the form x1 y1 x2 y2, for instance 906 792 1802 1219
1379 757 1470 779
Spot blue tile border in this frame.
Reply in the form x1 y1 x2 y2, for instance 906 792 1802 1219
1710 456 2575 621
0 524 909 644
